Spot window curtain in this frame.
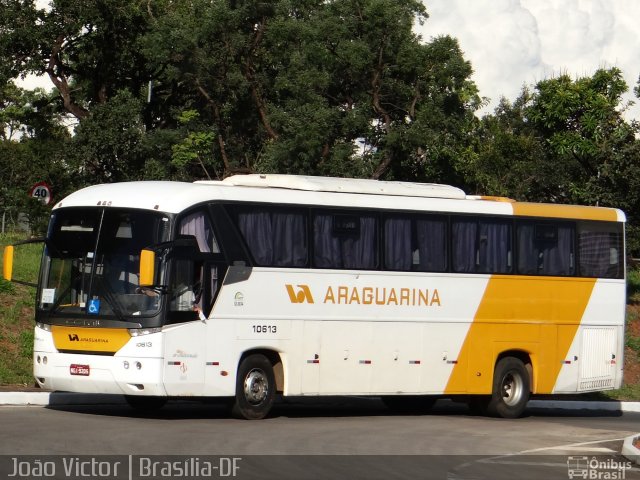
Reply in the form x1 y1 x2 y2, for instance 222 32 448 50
384 218 412 270
272 213 307 266
416 219 447 272
543 226 573 275
313 214 377 269
342 216 377 269
313 214 341 268
478 220 511 273
452 219 477 272
237 210 306 267
517 223 574 276
179 211 218 311
517 224 537 274
180 211 215 253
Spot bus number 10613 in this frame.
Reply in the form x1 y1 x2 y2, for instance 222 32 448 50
252 325 277 334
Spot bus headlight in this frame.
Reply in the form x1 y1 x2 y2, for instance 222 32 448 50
128 327 161 337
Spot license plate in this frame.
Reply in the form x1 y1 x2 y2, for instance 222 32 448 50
70 364 90 376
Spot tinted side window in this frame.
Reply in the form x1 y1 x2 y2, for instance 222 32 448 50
452 217 512 274
234 206 307 267
384 215 447 272
578 222 623 278
313 212 378 269
517 221 575 276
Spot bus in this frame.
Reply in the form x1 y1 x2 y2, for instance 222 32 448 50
2 174 626 419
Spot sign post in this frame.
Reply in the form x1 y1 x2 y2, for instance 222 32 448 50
29 182 52 205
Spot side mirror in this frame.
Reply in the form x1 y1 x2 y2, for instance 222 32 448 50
139 249 156 287
2 245 14 281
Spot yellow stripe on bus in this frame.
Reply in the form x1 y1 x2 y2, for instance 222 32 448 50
512 202 619 222
52 326 131 353
445 276 596 394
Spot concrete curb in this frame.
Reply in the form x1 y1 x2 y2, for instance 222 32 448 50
527 399 640 412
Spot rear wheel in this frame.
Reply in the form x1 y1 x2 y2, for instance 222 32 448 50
485 357 530 418
231 354 275 420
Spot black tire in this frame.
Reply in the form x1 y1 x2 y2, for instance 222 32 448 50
231 354 276 420
485 357 530 418
381 395 437 414
124 395 167 411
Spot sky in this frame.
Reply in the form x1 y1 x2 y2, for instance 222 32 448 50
418 0 640 119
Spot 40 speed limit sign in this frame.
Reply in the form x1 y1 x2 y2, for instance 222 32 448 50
29 182 53 205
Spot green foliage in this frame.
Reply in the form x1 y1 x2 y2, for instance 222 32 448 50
19 329 33 358
471 68 640 255
142 0 480 180
602 384 640 402
1 233 43 286
0 233 40 384
69 90 146 183
0 278 13 295
629 268 640 304
171 110 219 180
627 336 640 355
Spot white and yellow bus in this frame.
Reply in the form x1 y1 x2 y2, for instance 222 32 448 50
3 174 627 419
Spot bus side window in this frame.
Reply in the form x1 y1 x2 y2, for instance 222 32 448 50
170 210 220 316
235 207 307 267
452 217 511 274
313 212 377 270
383 215 447 272
517 221 575 276
578 222 623 278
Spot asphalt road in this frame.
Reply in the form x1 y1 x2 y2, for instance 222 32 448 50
1 397 639 479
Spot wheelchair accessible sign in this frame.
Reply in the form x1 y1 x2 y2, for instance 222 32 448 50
88 298 101 315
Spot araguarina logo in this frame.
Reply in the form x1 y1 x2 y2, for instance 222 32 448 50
285 285 314 304
68 334 79 341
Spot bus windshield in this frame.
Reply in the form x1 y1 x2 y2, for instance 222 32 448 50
38 208 170 322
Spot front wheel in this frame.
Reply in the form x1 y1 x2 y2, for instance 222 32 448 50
485 357 530 418
231 354 276 420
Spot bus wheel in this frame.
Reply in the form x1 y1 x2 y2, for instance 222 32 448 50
232 354 275 420
381 395 437 414
124 395 167 411
486 357 530 418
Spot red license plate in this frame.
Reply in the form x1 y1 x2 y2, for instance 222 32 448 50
70 364 90 376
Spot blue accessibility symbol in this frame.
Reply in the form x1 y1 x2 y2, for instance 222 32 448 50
88 298 101 315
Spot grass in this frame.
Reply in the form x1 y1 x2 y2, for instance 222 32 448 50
629 268 640 304
602 384 640 402
1 231 640 399
0 233 41 385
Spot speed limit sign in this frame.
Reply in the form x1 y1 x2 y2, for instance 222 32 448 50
29 182 53 205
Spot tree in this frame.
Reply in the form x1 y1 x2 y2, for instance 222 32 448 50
473 68 640 255
526 68 637 206
141 0 481 180
0 0 153 120
0 83 70 233
67 90 146 184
